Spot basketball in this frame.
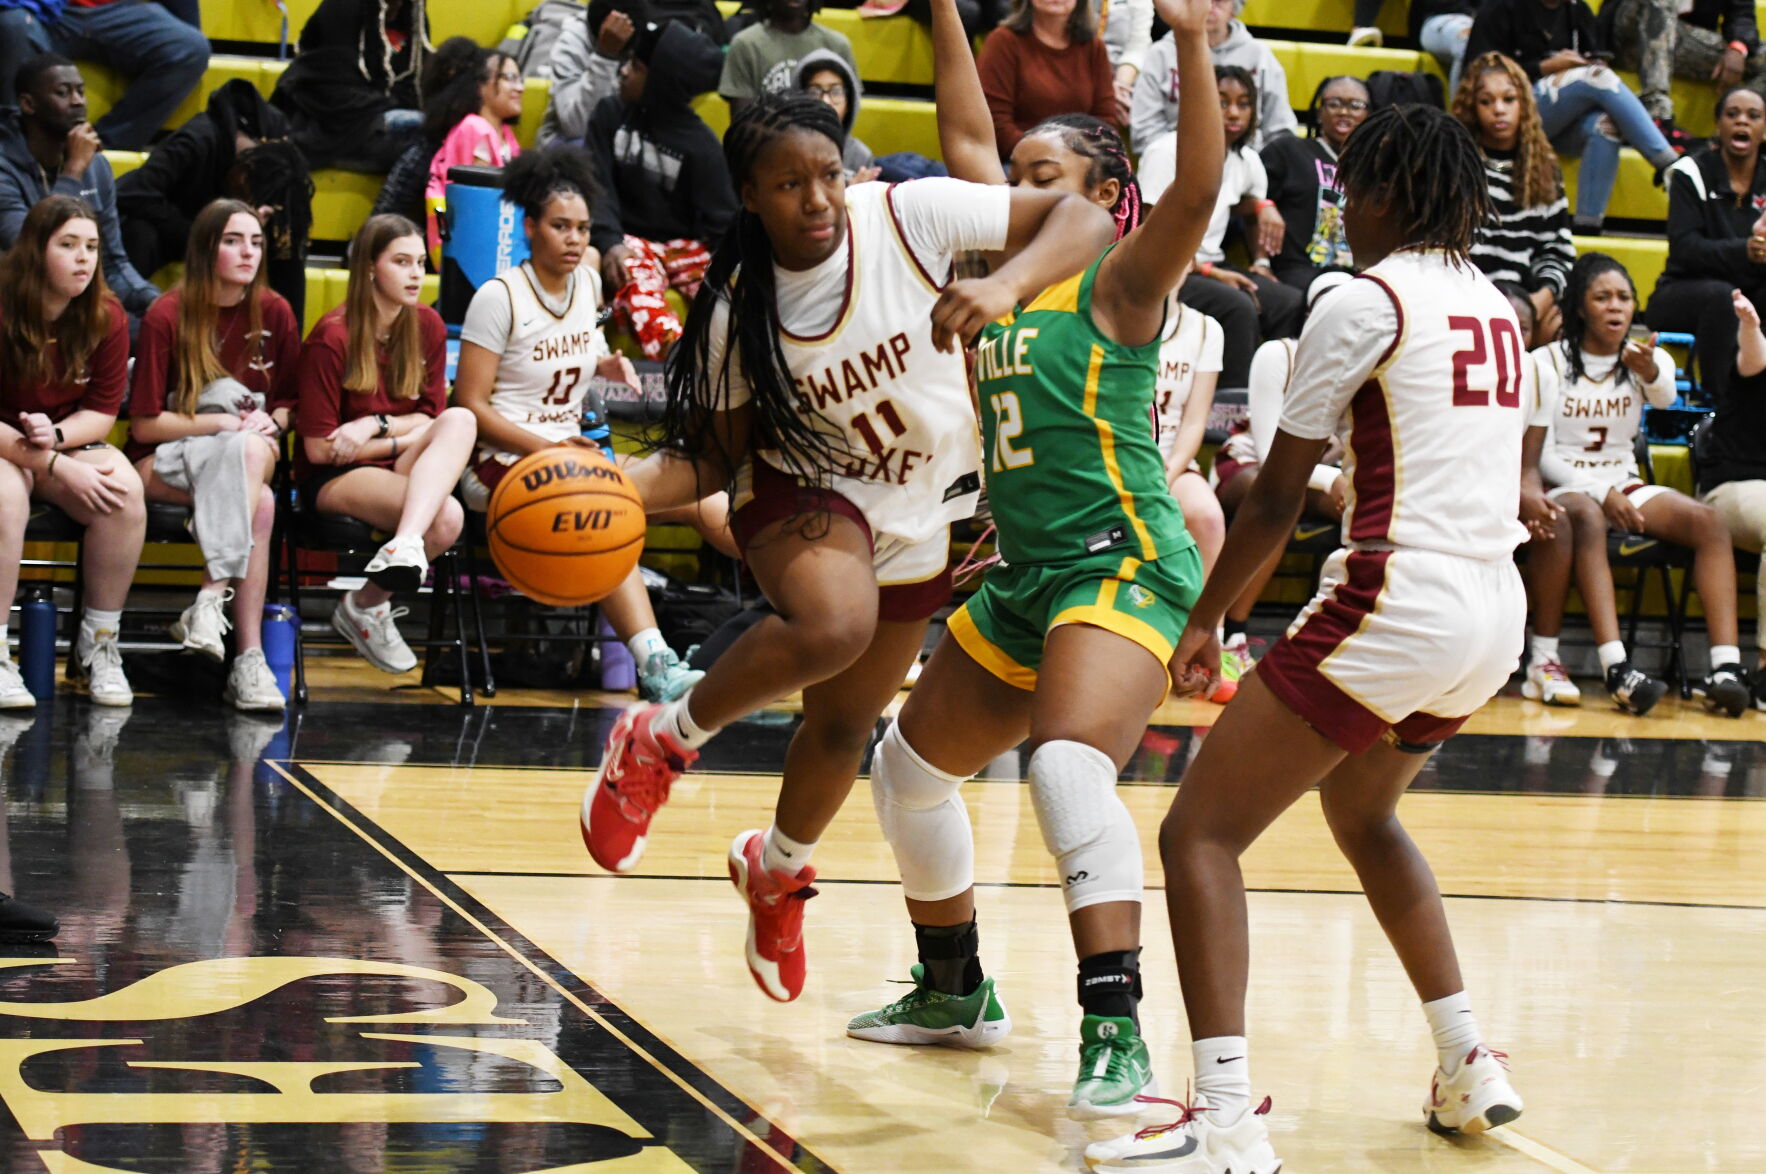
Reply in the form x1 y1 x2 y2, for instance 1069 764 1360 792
486 447 647 607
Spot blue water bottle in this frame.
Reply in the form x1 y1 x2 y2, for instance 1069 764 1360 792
18 585 56 701
261 604 297 700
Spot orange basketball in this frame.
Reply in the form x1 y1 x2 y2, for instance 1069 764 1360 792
486 447 647 607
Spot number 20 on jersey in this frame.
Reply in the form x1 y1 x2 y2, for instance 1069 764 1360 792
1449 316 1525 408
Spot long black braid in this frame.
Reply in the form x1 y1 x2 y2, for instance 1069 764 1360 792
660 93 854 490
1559 252 1638 388
1336 103 1490 265
1026 113 1142 239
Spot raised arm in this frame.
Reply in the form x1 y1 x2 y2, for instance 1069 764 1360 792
1092 0 1221 345
931 0 1006 185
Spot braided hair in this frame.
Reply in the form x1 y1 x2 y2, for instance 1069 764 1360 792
661 93 855 489
1025 113 1142 239
1336 103 1490 265
1558 252 1638 388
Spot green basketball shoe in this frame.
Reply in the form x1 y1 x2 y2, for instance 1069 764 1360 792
845 964 1011 1048
1068 1015 1157 1120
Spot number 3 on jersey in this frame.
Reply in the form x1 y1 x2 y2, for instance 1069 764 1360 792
990 391 1034 472
1448 316 1524 408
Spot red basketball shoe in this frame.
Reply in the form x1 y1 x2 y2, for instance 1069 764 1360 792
581 704 696 872
728 829 818 1002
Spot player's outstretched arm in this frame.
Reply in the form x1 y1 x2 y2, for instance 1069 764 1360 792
930 0 1006 187
1092 0 1222 347
627 406 754 513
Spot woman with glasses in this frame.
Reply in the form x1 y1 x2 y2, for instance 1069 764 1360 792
1257 75 1369 302
422 38 526 258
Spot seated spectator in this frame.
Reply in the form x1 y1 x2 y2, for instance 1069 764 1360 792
1699 292 1766 690
0 55 158 321
1154 294 1226 601
1129 0 1295 154
1258 75 1365 302
1141 65 1302 387
271 0 431 174
1602 0 1763 138
116 78 314 325
0 0 208 150
0 195 144 708
539 0 639 147
1412 0 1479 97
1096 0 1152 124
718 0 856 118
590 21 736 360
978 0 1116 156
295 214 478 677
1465 0 1679 234
1646 87 1766 406
422 38 525 258
796 50 879 181
1523 252 1749 716
128 201 301 713
1454 52 1575 346
453 149 712 703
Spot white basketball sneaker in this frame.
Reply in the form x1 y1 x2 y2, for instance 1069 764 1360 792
1521 657 1580 706
1085 1094 1281 1172
1424 1045 1523 1134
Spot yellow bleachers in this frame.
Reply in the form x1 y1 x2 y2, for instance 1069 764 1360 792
1578 232 1667 296
1244 0 1406 39
1564 150 1668 223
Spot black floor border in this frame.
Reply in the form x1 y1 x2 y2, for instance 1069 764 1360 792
280 761 839 1174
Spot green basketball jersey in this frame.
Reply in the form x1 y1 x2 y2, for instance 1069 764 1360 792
975 250 1194 566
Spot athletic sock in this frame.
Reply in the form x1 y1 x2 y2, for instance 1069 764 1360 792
651 692 716 750
1422 990 1483 1074
913 918 983 996
1529 633 1559 663
1192 1035 1251 1119
1076 948 1141 1029
197 582 228 600
761 824 815 876
78 608 122 658
1711 644 1741 671
627 626 669 664
1224 617 1248 641
0 623 8 658
1596 641 1628 672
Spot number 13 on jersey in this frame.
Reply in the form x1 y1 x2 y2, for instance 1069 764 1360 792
989 391 1034 472
1448 315 1525 408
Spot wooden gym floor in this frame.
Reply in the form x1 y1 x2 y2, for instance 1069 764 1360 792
0 654 1759 1173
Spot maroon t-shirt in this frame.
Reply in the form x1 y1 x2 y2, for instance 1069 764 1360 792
0 298 129 424
127 288 303 463
294 304 449 481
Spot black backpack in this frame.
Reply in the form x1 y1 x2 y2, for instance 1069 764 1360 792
1365 70 1446 112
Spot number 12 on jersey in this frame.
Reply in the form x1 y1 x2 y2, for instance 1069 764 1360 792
990 391 1034 472
1448 316 1524 408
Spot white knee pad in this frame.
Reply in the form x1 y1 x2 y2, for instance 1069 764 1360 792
870 719 975 902
1028 740 1142 915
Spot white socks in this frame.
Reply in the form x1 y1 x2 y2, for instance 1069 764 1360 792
761 824 815 876
1528 633 1558 663
627 626 670 665
1423 990 1483 1074
78 608 122 657
1711 644 1740 671
1193 1036 1251 1120
1596 641 1627 672
651 692 716 750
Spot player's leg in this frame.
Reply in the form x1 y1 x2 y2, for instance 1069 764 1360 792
1639 488 1749 714
597 568 702 703
847 630 1032 1044
583 512 880 874
728 613 928 1002
0 457 34 708
313 468 432 673
1170 471 1225 574
1216 465 1279 651
360 405 477 593
1318 736 1523 1134
1561 489 1666 713
1520 520 1580 705
1030 620 1171 1118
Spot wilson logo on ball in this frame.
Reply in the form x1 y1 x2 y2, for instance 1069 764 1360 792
519 458 624 494
489 447 647 607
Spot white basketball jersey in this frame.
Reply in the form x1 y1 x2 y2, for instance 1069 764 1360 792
1153 301 1223 457
1531 343 1675 485
1296 251 1532 562
737 183 984 545
485 264 609 447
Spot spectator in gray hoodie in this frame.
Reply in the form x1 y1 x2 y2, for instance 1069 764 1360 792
1128 0 1295 154
0 54 157 321
794 49 877 179
539 0 639 146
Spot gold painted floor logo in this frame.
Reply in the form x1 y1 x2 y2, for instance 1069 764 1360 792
0 956 690 1173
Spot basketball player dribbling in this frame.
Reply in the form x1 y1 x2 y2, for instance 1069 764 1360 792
1089 105 1529 1172
582 92 1116 1004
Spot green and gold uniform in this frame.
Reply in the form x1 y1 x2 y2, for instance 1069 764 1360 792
951 249 1203 689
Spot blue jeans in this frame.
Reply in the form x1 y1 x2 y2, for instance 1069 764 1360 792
1420 13 1473 100
1535 66 1677 223
26 1 211 149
